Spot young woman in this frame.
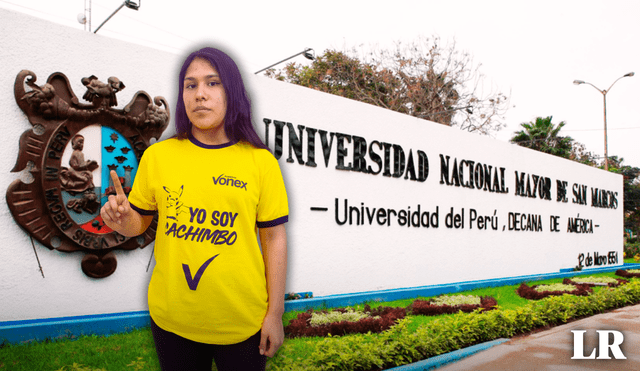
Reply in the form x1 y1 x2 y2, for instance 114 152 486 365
100 47 288 371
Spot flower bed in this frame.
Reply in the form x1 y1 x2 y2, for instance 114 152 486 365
409 295 497 316
284 305 406 338
616 269 640 278
563 277 627 287
516 282 592 300
287 281 640 371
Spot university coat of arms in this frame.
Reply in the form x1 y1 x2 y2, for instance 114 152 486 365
8 70 170 278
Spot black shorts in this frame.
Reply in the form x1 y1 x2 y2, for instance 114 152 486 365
150 317 266 371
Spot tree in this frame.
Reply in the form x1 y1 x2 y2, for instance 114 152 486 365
510 116 573 159
603 156 640 232
265 36 509 136
511 116 640 233
569 141 598 166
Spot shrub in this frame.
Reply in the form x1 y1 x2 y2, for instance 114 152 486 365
534 283 576 293
516 282 592 300
432 294 481 306
284 292 301 301
285 292 313 301
310 309 375 327
409 296 497 316
269 281 640 370
563 277 627 287
624 241 640 257
284 305 406 338
616 269 640 278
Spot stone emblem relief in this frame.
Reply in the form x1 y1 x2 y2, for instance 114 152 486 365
8 70 170 278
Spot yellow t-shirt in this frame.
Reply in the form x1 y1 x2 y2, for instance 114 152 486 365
128 136 288 344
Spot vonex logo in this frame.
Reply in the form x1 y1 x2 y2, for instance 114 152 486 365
212 174 248 191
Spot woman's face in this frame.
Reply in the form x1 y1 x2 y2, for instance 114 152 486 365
183 57 228 144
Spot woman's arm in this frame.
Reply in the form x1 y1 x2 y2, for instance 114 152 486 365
258 223 287 357
100 170 153 236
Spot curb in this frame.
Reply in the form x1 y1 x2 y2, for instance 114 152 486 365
386 338 510 370
0 311 150 345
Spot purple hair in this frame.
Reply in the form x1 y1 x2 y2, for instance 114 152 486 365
175 47 268 150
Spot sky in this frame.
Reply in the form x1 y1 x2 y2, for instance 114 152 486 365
2 0 639 167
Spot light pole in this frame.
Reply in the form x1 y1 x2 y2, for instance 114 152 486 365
94 1 140 34
255 48 315 74
573 72 634 170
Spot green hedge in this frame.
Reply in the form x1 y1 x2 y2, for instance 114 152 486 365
267 280 640 371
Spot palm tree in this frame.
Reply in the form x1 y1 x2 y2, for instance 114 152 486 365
510 116 573 159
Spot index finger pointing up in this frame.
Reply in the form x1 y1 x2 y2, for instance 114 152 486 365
110 170 125 196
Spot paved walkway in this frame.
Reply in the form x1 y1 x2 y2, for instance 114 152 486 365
437 303 640 370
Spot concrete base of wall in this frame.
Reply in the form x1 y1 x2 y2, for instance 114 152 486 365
3 263 639 345
0 311 150 345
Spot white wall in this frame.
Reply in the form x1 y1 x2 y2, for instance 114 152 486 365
253 78 624 296
0 8 623 322
1 8 179 321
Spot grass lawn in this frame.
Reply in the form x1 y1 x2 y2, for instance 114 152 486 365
0 330 157 371
1 261 638 371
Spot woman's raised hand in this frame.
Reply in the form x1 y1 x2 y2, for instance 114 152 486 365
101 170 132 228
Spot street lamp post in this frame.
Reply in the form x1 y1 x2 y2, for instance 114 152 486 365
255 48 315 74
573 72 634 170
94 1 140 34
